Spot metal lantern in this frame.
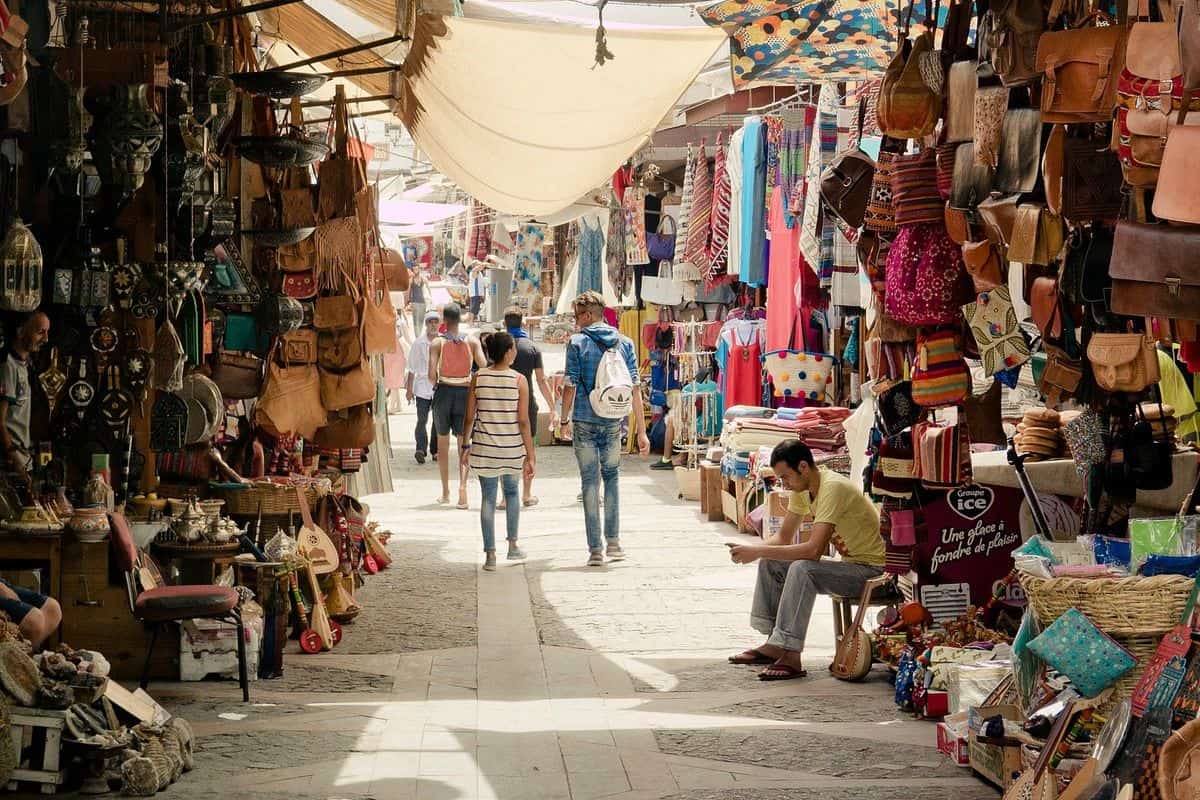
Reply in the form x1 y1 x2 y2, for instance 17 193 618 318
0 219 42 311
92 84 163 197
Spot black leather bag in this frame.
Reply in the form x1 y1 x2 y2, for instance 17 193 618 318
949 143 996 212
820 150 877 229
1060 133 1123 223
877 380 923 437
994 109 1042 194
1127 404 1174 491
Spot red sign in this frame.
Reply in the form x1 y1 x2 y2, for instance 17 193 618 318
916 484 1024 606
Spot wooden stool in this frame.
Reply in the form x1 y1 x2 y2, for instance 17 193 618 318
7 708 66 794
830 582 905 644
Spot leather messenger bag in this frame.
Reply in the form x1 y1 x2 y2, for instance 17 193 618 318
1110 222 1200 320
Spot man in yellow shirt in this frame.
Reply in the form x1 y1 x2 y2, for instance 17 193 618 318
727 439 885 680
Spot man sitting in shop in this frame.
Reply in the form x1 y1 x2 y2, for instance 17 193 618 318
0 311 48 479
727 438 884 681
0 580 60 649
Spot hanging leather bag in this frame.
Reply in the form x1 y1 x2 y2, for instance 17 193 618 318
318 328 364 372
319 360 376 412
821 149 877 229
1087 333 1160 393
210 351 263 400
949 143 996 213
877 0 943 139
980 0 1047 86
313 405 375 449
282 329 318 365
944 60 979 143
314 293 359 331
361 263 397 356
1058 132 1124 222
962 239 1004 291
1036 15 1129 123
994 109 1043 193
317 86 366 222
1110 222 1200 319
257 344 327 439
1152 107 1200 224
1008 204 1065 265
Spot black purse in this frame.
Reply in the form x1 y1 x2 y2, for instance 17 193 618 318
877 380 923 437
1126 401 1174 492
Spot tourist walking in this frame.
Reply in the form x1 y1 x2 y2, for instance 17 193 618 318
405 309 441 464
500 306 555 508
469 263 487 321
428 303 487 508
560 291 649 567
408 268 429 330
464 332 536 571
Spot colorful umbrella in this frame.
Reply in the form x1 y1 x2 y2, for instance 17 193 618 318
701 0 905 84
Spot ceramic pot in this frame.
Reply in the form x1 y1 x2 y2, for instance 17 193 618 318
67 507 109 542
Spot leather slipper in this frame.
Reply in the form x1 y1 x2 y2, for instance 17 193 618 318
728 649 774 665
758 663 808 681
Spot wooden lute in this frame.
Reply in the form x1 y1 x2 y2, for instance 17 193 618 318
295 486 338 575
830 574 892 681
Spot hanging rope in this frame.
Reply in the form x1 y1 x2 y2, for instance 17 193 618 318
593 0 614 68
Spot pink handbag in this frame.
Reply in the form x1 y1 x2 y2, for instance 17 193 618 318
884 223 971 327
890 509 917 546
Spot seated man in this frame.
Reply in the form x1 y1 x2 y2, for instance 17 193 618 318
727 438 884 681
0 579 60 649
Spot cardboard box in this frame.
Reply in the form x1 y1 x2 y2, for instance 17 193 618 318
936 715 971 767
537 411 551 445
765 491 790 538
968 703 1023 790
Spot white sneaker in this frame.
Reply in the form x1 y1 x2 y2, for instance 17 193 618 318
606 541 626 561
483 553 497 571
587 550 604 567
507 545 526 560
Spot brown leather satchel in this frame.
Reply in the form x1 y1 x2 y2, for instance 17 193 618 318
210 351 263 400
380 248 411 292
1059 133 1123 222
1040 343 1084 404
944 60 978 144
1030 277 1062 338
318 327 363 372
317 87 366 222
1036 21 1128 123
362 272 398 356
877 2 942 139
1008 204 1064 265
977 193 1021 250
962 240 1004 292
319 360 376 412
1086 332 1160 393
1152 108 1200 225
281 329 318 365
820 149 876 229
257 353 327 439
313 294 359 331
313 405 375 449
1110 222 1200 320
980 0 1047 86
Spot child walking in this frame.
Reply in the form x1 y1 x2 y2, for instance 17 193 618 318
464 332 536 571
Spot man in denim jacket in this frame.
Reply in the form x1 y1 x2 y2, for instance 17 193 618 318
559 291 650 566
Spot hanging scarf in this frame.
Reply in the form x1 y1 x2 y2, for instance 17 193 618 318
705 132 731 281
622 186 649 267
675 145 694 267
681 139 711 282
605 193 628 299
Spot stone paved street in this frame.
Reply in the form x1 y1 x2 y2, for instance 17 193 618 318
126 343 1000 800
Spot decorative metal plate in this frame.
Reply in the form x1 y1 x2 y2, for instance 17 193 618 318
229 71 329 99
234 136 329 168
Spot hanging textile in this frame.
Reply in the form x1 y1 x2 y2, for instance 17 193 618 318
739 117 768 286
514 222 545 297
397 15 725 215
766 185 801 352
800 84 838 284
577 216 604 295
831 94 861 306
785 106 817 222
606 194 629 300
682 139 712 280
676 146 695 272
623 186 650 267
726 129 745 277
467 200 492 261
706 132 731 280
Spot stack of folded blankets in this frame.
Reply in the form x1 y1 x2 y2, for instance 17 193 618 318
721 407 852 453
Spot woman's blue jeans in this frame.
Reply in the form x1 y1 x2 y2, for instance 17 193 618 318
479 474 520 552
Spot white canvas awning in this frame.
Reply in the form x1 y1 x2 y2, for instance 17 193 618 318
397 15 726 217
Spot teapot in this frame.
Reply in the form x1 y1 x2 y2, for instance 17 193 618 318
81 472 114 511
170 497 207 544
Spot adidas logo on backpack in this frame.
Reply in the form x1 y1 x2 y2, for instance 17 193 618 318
589 344 633 420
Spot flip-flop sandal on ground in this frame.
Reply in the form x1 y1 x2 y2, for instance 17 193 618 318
728 649 774 665
758 663 807 681
523 497 540 507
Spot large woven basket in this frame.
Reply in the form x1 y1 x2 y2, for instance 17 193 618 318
212 483 320 517
1020 574 1195 636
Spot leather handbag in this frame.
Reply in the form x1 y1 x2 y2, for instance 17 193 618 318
821 149 876 228
646 215 677 262
889 149 943 226
1058 133 1123 222
980 0 1046 86
944 204 971 245
319 360 376 412
380 248 410 292
257 349 327 439
1040 342 1084 404
944 60 978 144
877 0 943 139
314 294 359 331
1030 277 1062 338
318 327 364 372
949 143 996 212
1036 20 1129 123
1115 108 1200 188
282 329 318 365
210 351 263 400
1152 109 1200 224
1117 21 1187 112
977 193 1021 250
313 405 375 449
962 240 1004 292
277 239 314 273
995 109 1043 194
1008 204 1064 265
318 88 366 222
1110 222 1200 320
361 272 398 356
1042 123 1066 215
1087 333 1160 393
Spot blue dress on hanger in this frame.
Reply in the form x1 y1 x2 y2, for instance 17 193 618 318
577 217 604 295
739 116 767 288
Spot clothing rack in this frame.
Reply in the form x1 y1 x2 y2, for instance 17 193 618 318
671 320 717 471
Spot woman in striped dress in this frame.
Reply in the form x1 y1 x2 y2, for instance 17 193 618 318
464 332 536 571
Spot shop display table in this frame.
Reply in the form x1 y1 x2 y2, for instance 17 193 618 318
972 449 1199 513
0 531 62 610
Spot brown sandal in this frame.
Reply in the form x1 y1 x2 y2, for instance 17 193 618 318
728 649 774 666
758 663 808 681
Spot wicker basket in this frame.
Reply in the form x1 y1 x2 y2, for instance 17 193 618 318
1020 574 1195 636
212 483 320 517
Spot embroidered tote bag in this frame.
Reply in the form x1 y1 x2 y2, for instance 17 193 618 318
961 286 1031 376
763 317 838 404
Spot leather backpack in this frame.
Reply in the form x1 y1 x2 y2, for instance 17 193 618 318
877 0 943 139
979 0 1048 86
820 150 876 229
1036 16 1128 123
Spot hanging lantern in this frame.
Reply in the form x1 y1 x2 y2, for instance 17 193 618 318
0 219 43 312
92 84 163 197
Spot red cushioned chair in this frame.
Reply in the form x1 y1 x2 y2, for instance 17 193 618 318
109 512 249 702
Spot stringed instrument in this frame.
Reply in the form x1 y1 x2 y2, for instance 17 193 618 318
1003 700 1077 800
295 485 338 575
831 575 893 681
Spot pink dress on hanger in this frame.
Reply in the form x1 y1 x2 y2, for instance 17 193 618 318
766 186 801 353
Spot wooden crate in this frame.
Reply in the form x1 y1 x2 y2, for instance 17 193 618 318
699 463 723 522
6 708 65 794
721 476 759 534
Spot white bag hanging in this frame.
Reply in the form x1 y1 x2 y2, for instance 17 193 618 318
640 260 682 307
